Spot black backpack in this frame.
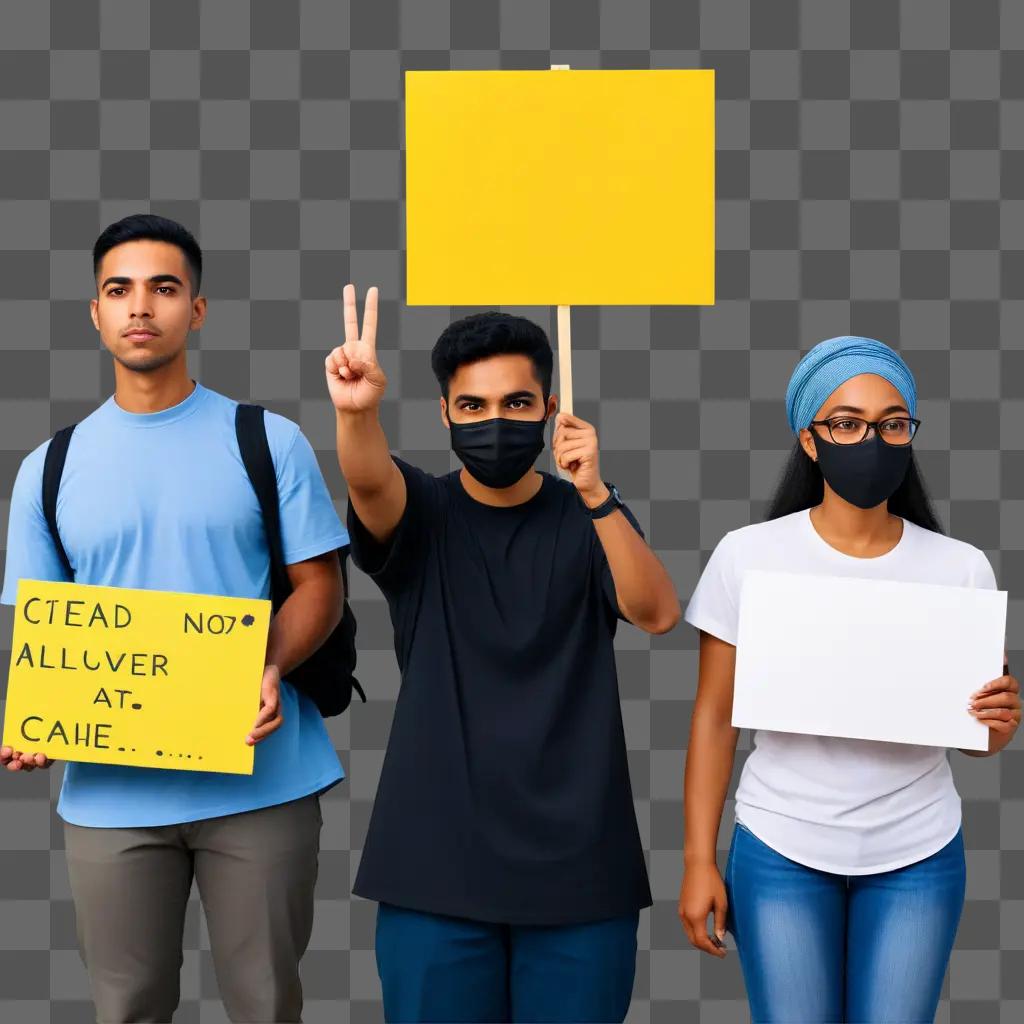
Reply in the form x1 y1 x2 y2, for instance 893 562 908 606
41 410 365 718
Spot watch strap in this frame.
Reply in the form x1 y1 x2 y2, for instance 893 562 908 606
584 482 622 520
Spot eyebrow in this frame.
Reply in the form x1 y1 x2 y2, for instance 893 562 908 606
453 391 537 403
823 404 909 417
100 274 185 290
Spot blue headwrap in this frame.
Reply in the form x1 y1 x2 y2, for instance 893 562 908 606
784 336 917 434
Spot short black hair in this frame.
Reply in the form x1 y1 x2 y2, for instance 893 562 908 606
430 312 553 400
93 213 203 297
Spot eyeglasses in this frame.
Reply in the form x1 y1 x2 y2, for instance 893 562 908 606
808 416 921 446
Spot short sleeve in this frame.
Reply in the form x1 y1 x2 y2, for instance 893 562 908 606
969 547 998 591
346 456 437 592
266 418 349 565
683 531 741 646
597 502 647 621
1 443 71 605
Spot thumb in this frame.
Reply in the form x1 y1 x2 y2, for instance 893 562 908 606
714 895 727 942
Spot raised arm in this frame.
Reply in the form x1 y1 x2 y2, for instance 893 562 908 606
326 284 406 544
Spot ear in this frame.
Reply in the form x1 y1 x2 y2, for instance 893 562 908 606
546 394 558 419
190 295 207 331
798 427 818 462
89 298 99 331
439 396 450 429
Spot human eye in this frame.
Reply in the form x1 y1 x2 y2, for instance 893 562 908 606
507 399 530 410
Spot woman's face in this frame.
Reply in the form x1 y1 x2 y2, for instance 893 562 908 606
798 373 911 462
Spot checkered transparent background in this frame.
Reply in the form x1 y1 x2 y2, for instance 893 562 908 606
1 1 1024 1021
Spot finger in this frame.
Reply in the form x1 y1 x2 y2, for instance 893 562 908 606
556 446 592 469
971 707 1017 721
251 700 280 731
34 754 51 769
971 692 1021 711
678 914 696 948
6 759 23 771
979 717 1017 734
347 352 378 377
361 286 379 349
342 284 359 344
557 412 587 429
555 422 593 438
334 349 354 380
247 712 284 744
686 918 725 957
325 346 348 378
714 897 728 943
972 675 1019 697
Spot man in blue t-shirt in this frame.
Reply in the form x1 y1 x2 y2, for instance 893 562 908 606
1 214 348 1023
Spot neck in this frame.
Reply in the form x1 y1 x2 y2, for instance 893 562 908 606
459 467 544 507
112 356 194 414
809 488 903 556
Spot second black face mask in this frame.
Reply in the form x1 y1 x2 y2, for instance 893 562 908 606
812 431 912 509
449 415 548 489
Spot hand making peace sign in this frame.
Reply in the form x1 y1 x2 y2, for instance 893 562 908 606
325 284 388 413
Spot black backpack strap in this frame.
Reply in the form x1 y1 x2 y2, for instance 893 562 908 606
42 424 77 580
235 404 292 604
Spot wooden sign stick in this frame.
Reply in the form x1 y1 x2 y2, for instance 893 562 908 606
551 64 574 479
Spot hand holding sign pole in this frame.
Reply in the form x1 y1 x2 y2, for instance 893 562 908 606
404 66 715 470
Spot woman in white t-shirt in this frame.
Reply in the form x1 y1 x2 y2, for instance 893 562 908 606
678 336 1021 1023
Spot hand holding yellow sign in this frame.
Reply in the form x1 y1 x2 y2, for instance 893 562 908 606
2 580 271 775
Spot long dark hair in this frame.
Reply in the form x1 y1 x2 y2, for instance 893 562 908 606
765 441 944 533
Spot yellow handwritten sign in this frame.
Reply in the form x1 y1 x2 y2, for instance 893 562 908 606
405 69 715 306
2 580 271 775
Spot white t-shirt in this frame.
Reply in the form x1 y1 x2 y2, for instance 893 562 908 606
684 508 998 875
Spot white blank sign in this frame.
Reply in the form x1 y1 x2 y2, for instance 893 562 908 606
733 570 1007 751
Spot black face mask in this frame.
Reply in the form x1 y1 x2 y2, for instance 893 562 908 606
812 432 912 510
448 414 548 489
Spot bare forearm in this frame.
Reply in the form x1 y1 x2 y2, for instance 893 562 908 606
265 577 343 677
683 712 740 866
592 507 681 633
334 408 394 494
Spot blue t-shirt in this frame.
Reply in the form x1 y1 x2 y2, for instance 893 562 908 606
1 382 349 827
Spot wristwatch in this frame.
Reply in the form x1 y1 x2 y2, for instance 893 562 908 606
581 482 624 520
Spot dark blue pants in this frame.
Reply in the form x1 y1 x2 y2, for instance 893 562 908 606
725 821 966 1023
374 902 639 1023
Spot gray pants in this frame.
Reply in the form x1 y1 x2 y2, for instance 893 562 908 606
63 793 323 1024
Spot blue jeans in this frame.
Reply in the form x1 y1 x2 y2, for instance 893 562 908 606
374 902 639 1023
724 821 966 1023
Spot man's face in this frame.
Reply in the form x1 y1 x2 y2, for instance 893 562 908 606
440 353 556 426
90 239 205 373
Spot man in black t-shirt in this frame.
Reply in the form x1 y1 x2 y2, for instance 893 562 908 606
326 285 681 1024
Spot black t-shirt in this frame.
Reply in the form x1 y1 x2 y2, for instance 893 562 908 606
346 457 653 925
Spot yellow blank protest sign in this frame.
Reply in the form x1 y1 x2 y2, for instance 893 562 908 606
2 580 271 775
405 69 715 306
